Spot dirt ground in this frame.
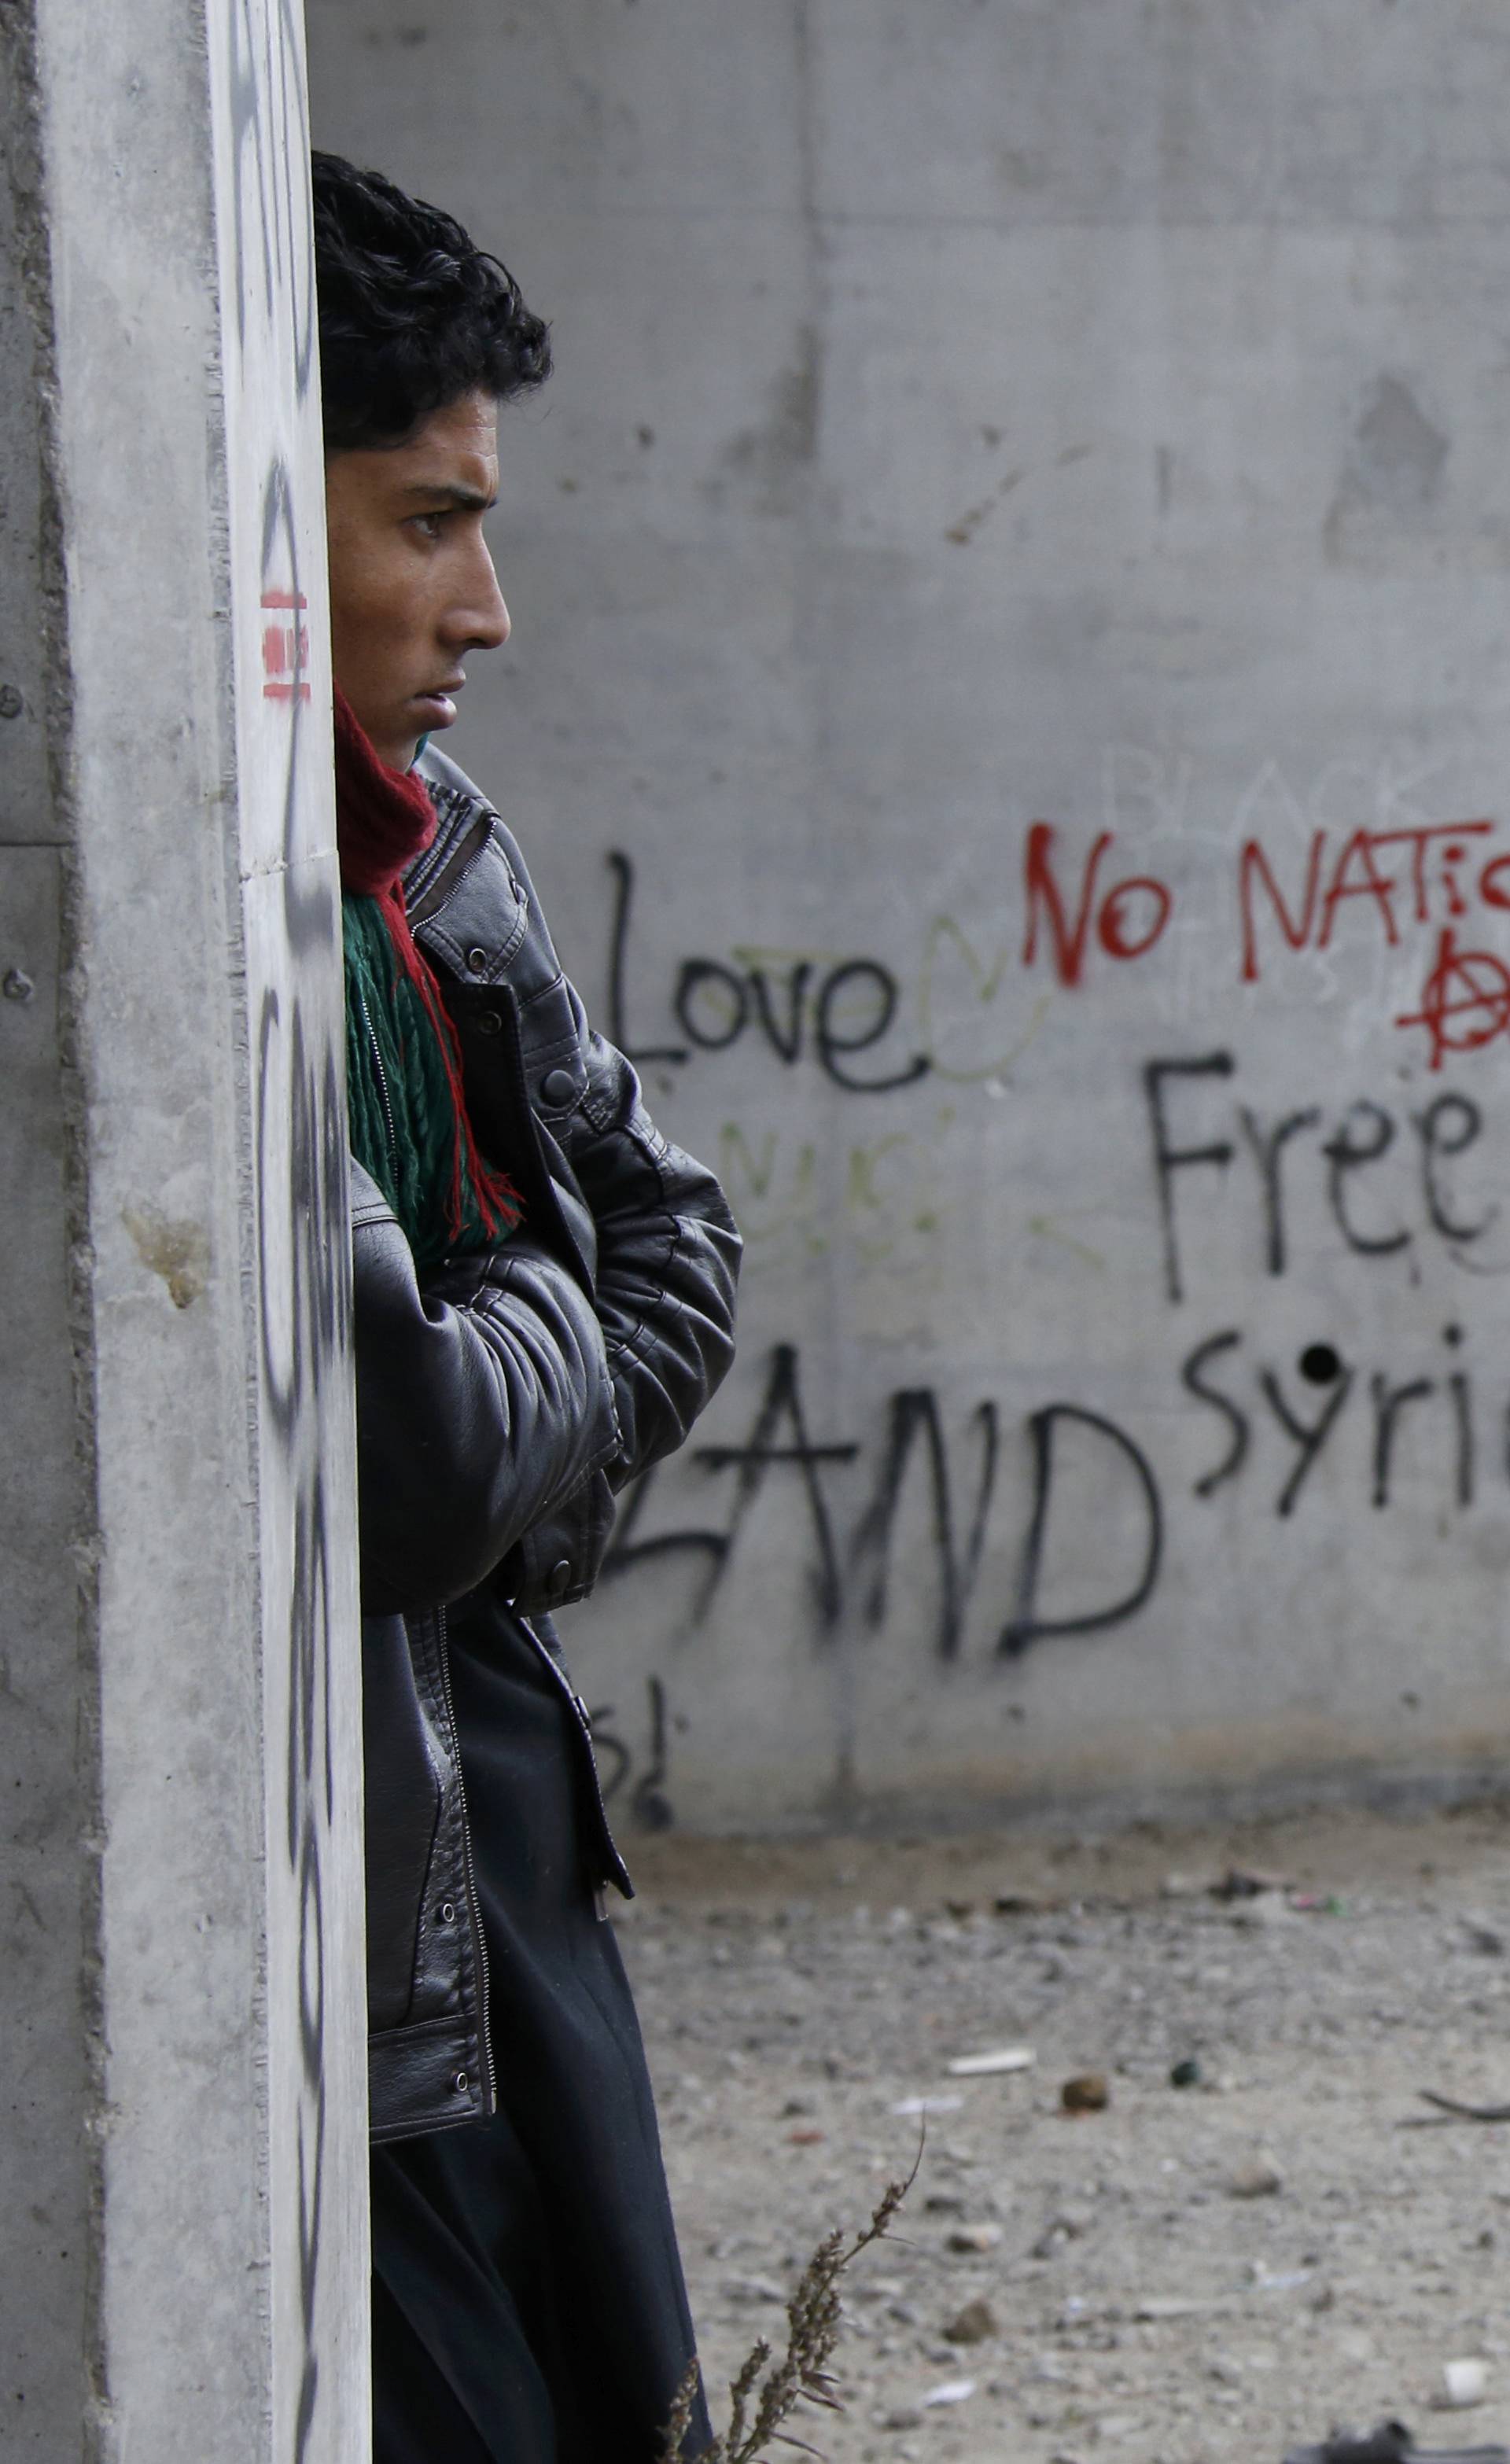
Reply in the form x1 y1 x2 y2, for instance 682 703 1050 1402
613 1801 1510 2464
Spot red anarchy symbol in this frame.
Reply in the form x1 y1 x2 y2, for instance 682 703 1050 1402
1396 925 1510 1070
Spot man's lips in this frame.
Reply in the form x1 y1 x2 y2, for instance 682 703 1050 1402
413 680 464 727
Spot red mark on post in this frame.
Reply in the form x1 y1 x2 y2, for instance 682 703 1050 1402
260 590 311 702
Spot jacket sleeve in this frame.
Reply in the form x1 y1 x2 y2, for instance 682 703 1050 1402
565 1020 742 1491
350 1162 621 1617
495 1006 742 1619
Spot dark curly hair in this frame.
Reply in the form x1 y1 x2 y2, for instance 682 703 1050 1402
311 152 551 451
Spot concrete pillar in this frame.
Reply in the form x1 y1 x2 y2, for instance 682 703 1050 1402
1 1 366 2455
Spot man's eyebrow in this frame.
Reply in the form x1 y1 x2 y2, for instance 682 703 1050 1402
397 480 498 513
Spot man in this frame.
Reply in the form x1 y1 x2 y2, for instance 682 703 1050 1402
312 151 739 2460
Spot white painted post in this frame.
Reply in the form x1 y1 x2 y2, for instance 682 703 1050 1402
0 0 367 2455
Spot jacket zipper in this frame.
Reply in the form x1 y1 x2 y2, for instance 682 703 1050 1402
434 1606 498 2109
358 987 401 1188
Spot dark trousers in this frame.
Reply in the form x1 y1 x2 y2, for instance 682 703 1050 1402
370 1605 708 2463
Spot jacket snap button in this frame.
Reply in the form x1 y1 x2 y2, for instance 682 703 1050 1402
540 1066 577 1109
452 2072 469 2094
466 945 489 974
439 1902 455 1924
475 1009 503 1037
547 1558 573 1599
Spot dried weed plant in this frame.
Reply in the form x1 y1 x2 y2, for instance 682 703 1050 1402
659 2145 920 2463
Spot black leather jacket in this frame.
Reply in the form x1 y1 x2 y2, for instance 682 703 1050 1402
355 746 740 2144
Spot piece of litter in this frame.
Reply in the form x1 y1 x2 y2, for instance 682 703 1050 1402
947 2046 1037 2078
1416 2090 1510 2126
1439 2359 1488 2411
947 2223 1003 2253
891 2094 963 2117
921 2378 977 2408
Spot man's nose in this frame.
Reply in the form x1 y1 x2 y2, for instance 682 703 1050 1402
449 538 510 651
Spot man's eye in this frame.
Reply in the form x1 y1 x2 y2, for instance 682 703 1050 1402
411 511 445 541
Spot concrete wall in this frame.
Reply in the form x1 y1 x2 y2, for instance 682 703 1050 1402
0 0 366 2454
309 2 1510 1834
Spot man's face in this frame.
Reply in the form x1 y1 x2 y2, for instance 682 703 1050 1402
324 388 510 772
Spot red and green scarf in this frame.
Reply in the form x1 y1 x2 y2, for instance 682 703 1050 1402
336 687 520 1265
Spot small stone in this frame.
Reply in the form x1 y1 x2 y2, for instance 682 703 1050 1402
1228 2157 1283 2200
1169 2058 1202 2089
880 2406 922 2432
1062 2072 1110 2113
1440 2356 1488 2409
944 2298 999 2345
946 2222 1003 2253
1032 2208 1093 2259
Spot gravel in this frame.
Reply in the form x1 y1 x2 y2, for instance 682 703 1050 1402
613 1802 1510 2464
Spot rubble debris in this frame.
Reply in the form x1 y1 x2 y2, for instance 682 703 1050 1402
1282 2422 1508 2463
1169 2057 1203 2088
1438 2360 1489 2411
943 2297 999 2344
920 2377 977 2407
945 2222 1003 2253
1062 2071 1110 2113
1161 1869 1207 1899
1214 1866 1293 1901
1032 2207 1093 2257
947 2044 1036 2077
1228 2154 1284 2198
